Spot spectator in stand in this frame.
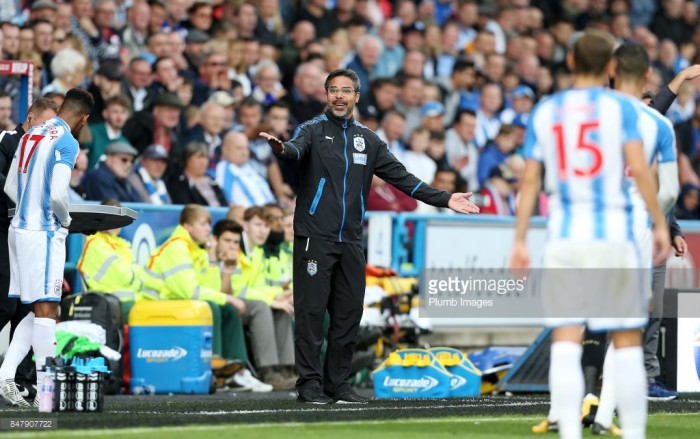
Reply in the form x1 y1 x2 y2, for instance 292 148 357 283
474 82 503 149
1 22 19 60
403 127 437 184
251 60 286 106
376 110 407 162
346 35 382 106
479 163 516 216
167 140 228 206
427 131 450 170
30 18 54 87
128 144 172 205
294 0 338 39
122 57 154 113
86 95 132 169
0 92 12 131
649 0 691 47
41 48 88 96
374 20 404 79
281 62 325 127
122 1 150 61
279 21 316 88
150 56 183 95
360 79 396 125
420 101 446 134
87 59 124 124
69 149 89 202
185 101 227 174
184 0 214 33
395 76 424 142
93 0 122 61
123 92 183 160
477 124 516 187
395 49 427 82
236 97 292 206
443 58 479 125
215 131 276 207
69 0 109 66
83 141 143 202
502 85 535 124
445 109 479 192
192 50 231 106
675 184 700 220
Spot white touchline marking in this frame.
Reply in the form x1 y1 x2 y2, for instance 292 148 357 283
4 412 699 439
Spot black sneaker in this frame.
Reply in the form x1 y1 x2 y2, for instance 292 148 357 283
330 388 370 404
296 387 333 404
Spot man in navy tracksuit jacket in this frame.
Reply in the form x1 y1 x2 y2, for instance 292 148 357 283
261 68 479 404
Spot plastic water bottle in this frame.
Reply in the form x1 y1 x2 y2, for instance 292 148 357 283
38 369 55 413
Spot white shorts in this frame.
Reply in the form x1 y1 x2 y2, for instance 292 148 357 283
8 226 68 304
541 240 648 332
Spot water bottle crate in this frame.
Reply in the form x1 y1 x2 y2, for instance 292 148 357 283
42 357 110 413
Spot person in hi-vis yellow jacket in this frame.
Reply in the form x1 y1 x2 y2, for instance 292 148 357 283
77 199 163 321
147 204 249 363
231 207 296 380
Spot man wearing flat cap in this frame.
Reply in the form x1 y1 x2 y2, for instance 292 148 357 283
30 1 58 23
83 141 143 202
122 93 184 171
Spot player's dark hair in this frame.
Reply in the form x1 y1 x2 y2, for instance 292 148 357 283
613 43 650 83
324 68 361 94
213 219 243 238
571 30 615 76
60 88 95 117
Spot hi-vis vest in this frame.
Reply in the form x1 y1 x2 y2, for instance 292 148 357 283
231 245 284 305
263 243 293 289
147 225 227 305
77 232 163 302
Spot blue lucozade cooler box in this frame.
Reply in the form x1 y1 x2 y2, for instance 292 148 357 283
129 300 213 394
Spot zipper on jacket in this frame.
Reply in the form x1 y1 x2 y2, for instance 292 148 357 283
309 177 326 215
339 121 349 242
360 186 365 224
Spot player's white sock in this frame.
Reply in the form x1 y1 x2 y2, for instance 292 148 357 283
550 341 584 439
615 346 647 439
595 343 616 428
32 317 57 386
0 312 35 380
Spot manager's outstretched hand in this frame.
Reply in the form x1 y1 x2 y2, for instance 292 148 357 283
448 192 480 214
259 132 285 155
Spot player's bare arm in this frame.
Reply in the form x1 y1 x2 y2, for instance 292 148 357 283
509 160 542 272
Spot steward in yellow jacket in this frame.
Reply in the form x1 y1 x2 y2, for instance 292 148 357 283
147 204 249 363
78 231 163 303
148 224 229 304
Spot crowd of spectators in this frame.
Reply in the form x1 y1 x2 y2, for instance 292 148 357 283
1 0 700 218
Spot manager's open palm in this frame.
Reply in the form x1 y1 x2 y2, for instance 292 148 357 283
448 192 480 214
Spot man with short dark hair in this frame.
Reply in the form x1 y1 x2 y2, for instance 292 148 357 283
261 68 479 404
0 88 93 408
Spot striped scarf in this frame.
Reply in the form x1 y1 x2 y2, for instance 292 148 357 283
137 165 169 205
